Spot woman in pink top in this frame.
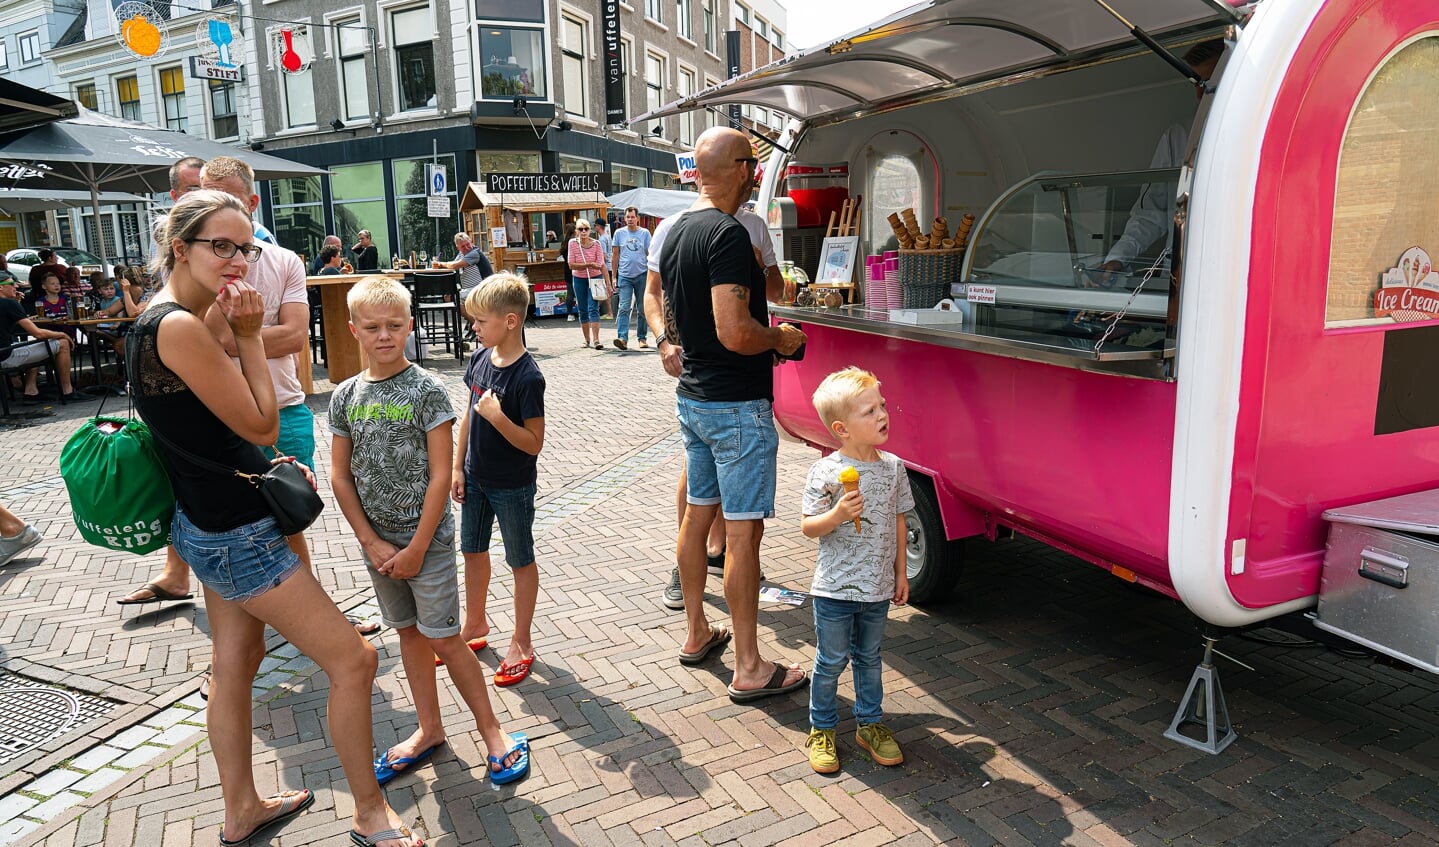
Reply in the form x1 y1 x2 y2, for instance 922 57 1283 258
567 219 609 349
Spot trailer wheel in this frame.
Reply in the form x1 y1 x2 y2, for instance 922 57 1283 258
904 472 963 604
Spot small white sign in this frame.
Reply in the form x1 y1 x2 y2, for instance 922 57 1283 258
675 152 698 185
966 284 997 304
427 195 450 218
489 226 508 249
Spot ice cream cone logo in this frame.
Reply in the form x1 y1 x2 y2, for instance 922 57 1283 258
838 466 862 532
1374 246 1439 322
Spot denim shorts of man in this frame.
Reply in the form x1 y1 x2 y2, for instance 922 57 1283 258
611 209 651 349
328 363 459 635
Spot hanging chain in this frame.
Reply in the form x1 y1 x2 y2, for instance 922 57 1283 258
1093 247 1170 354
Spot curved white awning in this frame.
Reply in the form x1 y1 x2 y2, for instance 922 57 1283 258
633 0 1235 127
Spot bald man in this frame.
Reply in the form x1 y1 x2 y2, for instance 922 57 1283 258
654 127 807 704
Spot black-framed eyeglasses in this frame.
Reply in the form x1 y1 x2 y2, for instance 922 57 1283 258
186 238 263 262
736 157 758 167
575 226 590 231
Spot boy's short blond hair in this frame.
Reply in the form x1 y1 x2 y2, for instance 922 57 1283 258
464 272 530 319
347 276 412 318
811 366 880 428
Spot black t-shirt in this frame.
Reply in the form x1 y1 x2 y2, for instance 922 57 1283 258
462 348 546 489
659 207 771 402
353 245 379 271
0 298 28 360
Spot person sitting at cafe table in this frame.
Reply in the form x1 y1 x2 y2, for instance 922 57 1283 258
312 235 342 275
91 278 129 364
31 270 75 339
61 266 91 300
435 232 495 327
316 245 344 276
0 277 75 403
31 250 65 293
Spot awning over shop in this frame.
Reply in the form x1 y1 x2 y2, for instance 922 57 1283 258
459 183 608 214
632 0 1231 127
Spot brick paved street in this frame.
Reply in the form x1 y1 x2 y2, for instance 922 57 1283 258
2 318 1437 846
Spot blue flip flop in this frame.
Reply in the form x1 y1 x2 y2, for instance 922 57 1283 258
488 733 530 786
374 743 442 786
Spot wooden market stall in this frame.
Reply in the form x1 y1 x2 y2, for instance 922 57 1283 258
458 182 608 317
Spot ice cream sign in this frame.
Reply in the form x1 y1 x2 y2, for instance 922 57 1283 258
1373 246 1439 322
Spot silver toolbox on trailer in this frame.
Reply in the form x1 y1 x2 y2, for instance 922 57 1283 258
1313 489 1439 673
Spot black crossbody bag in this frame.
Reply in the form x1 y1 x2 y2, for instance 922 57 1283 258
149 429 324 537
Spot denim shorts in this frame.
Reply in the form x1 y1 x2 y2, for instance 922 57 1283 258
277 403 316 471
675 396 778 520
361 516 461 638
459 478 537 568
172 505 302 603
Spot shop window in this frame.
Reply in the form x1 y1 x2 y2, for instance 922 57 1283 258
702 0 715 53
475 0 542 23
159 67 187 131
270 176 325 258
337 19 370 121
117 75 141 120
392 8 436 111
331 162 391 262
393 154 459 260
1326 37 1439 326
209 80 238 138
18 31 40 64
479 26 545 99
559 154 600 174
76 83 98 110
651 170 678 188
479 151 540 174
611 164 645 193
561 16 587 119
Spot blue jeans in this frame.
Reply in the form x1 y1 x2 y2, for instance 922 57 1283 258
459 478 537 568
809 596 889 730
615 274 648 341
571 274 601 323
675 396 777 520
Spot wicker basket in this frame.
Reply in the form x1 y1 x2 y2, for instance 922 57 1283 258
898 247 964 308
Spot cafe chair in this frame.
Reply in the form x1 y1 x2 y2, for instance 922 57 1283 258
0 339 68 416
307 286 326 366
406 270 464 366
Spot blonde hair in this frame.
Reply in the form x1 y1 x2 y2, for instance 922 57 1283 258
464 272 530 320
347 276 412 317
199 156 256 197
149 189 252 275
453 232 473 247
811 366 880 428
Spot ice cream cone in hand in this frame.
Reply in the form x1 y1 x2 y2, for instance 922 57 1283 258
839 466 862 532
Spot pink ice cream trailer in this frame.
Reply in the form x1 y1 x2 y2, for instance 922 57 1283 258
639 0 1439 752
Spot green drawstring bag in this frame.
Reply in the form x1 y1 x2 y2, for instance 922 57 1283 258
59 415 174 555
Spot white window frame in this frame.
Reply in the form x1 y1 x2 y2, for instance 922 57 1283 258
675 0 692 42
702 0 716 54
328 10 371 122
559 9 590 119
472 15 548 104
0 39 10 69
644 48 668 136
645 0 664 25
735 3 750 27
18 31 40 65
676 63 697 145
115 74 141 121
380 0 439 117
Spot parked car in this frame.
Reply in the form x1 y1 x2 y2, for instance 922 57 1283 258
5 247 105 284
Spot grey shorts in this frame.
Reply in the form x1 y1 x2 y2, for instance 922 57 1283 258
3 339 62 369
361 515 461 639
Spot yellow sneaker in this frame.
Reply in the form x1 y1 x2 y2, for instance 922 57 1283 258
856 722 903 766
806 728 840 774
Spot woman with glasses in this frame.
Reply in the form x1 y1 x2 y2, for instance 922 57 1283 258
128 190 424 847
567 218 609 349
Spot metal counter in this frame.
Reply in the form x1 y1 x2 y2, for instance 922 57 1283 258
770 304 1175 380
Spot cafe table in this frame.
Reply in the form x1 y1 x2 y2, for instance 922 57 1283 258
33 315 137 396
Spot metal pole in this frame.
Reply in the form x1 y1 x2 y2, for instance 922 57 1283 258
86 162 113 273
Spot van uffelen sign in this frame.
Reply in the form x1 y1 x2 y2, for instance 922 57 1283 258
1374 246 1439 322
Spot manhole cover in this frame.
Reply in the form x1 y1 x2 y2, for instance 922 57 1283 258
0 672 115 768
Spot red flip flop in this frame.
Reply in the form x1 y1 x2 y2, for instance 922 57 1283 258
494 654 535 686
435 637 488 667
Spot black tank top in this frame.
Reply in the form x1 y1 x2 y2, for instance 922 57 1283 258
127 302 272 531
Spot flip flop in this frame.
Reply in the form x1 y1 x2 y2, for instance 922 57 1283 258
199 672 211 701
349 825 424 847
373 742 443 786
488 733 530 785
434 637 488 667
493 654 535 687
727 662 810 704
115 583 193 605
218 788 314 846
679 625 731 666
348 615 384 635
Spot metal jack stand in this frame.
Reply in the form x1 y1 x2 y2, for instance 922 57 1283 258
1164 634 1238 754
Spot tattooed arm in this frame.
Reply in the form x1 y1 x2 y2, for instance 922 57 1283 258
713 282 804 356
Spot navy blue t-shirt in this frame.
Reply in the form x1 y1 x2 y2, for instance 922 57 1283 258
462 348 545 488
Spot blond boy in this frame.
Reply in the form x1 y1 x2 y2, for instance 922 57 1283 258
329 277 529 786
452 274 547 688
800 366 912 773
